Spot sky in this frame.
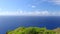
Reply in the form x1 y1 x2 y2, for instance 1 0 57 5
0 0 60 16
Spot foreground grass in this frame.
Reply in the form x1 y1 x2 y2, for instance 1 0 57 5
6 27 60 34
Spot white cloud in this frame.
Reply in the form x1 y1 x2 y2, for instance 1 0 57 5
39 0 60 5
0 10 60 16
30 0 60 5
47 0 60 5
32 5 36 8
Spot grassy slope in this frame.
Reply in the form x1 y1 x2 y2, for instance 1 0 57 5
7 27 59 34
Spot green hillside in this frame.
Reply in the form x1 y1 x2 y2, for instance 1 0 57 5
6 27 60 34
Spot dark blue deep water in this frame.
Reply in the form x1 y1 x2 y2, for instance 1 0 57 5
0 16 60 34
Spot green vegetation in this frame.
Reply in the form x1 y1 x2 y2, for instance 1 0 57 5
6 27 60 34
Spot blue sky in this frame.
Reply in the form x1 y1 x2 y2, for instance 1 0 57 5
0 0 60 16
0 0 60 12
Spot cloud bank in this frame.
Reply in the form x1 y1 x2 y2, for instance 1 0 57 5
0 11 60 16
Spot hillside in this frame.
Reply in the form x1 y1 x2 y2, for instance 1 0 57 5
6 27 60 34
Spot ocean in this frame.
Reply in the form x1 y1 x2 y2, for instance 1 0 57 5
0 16 60 34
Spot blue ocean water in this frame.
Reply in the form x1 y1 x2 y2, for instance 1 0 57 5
0 16 60 34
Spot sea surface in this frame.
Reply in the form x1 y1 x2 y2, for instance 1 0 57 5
0 16 60 34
